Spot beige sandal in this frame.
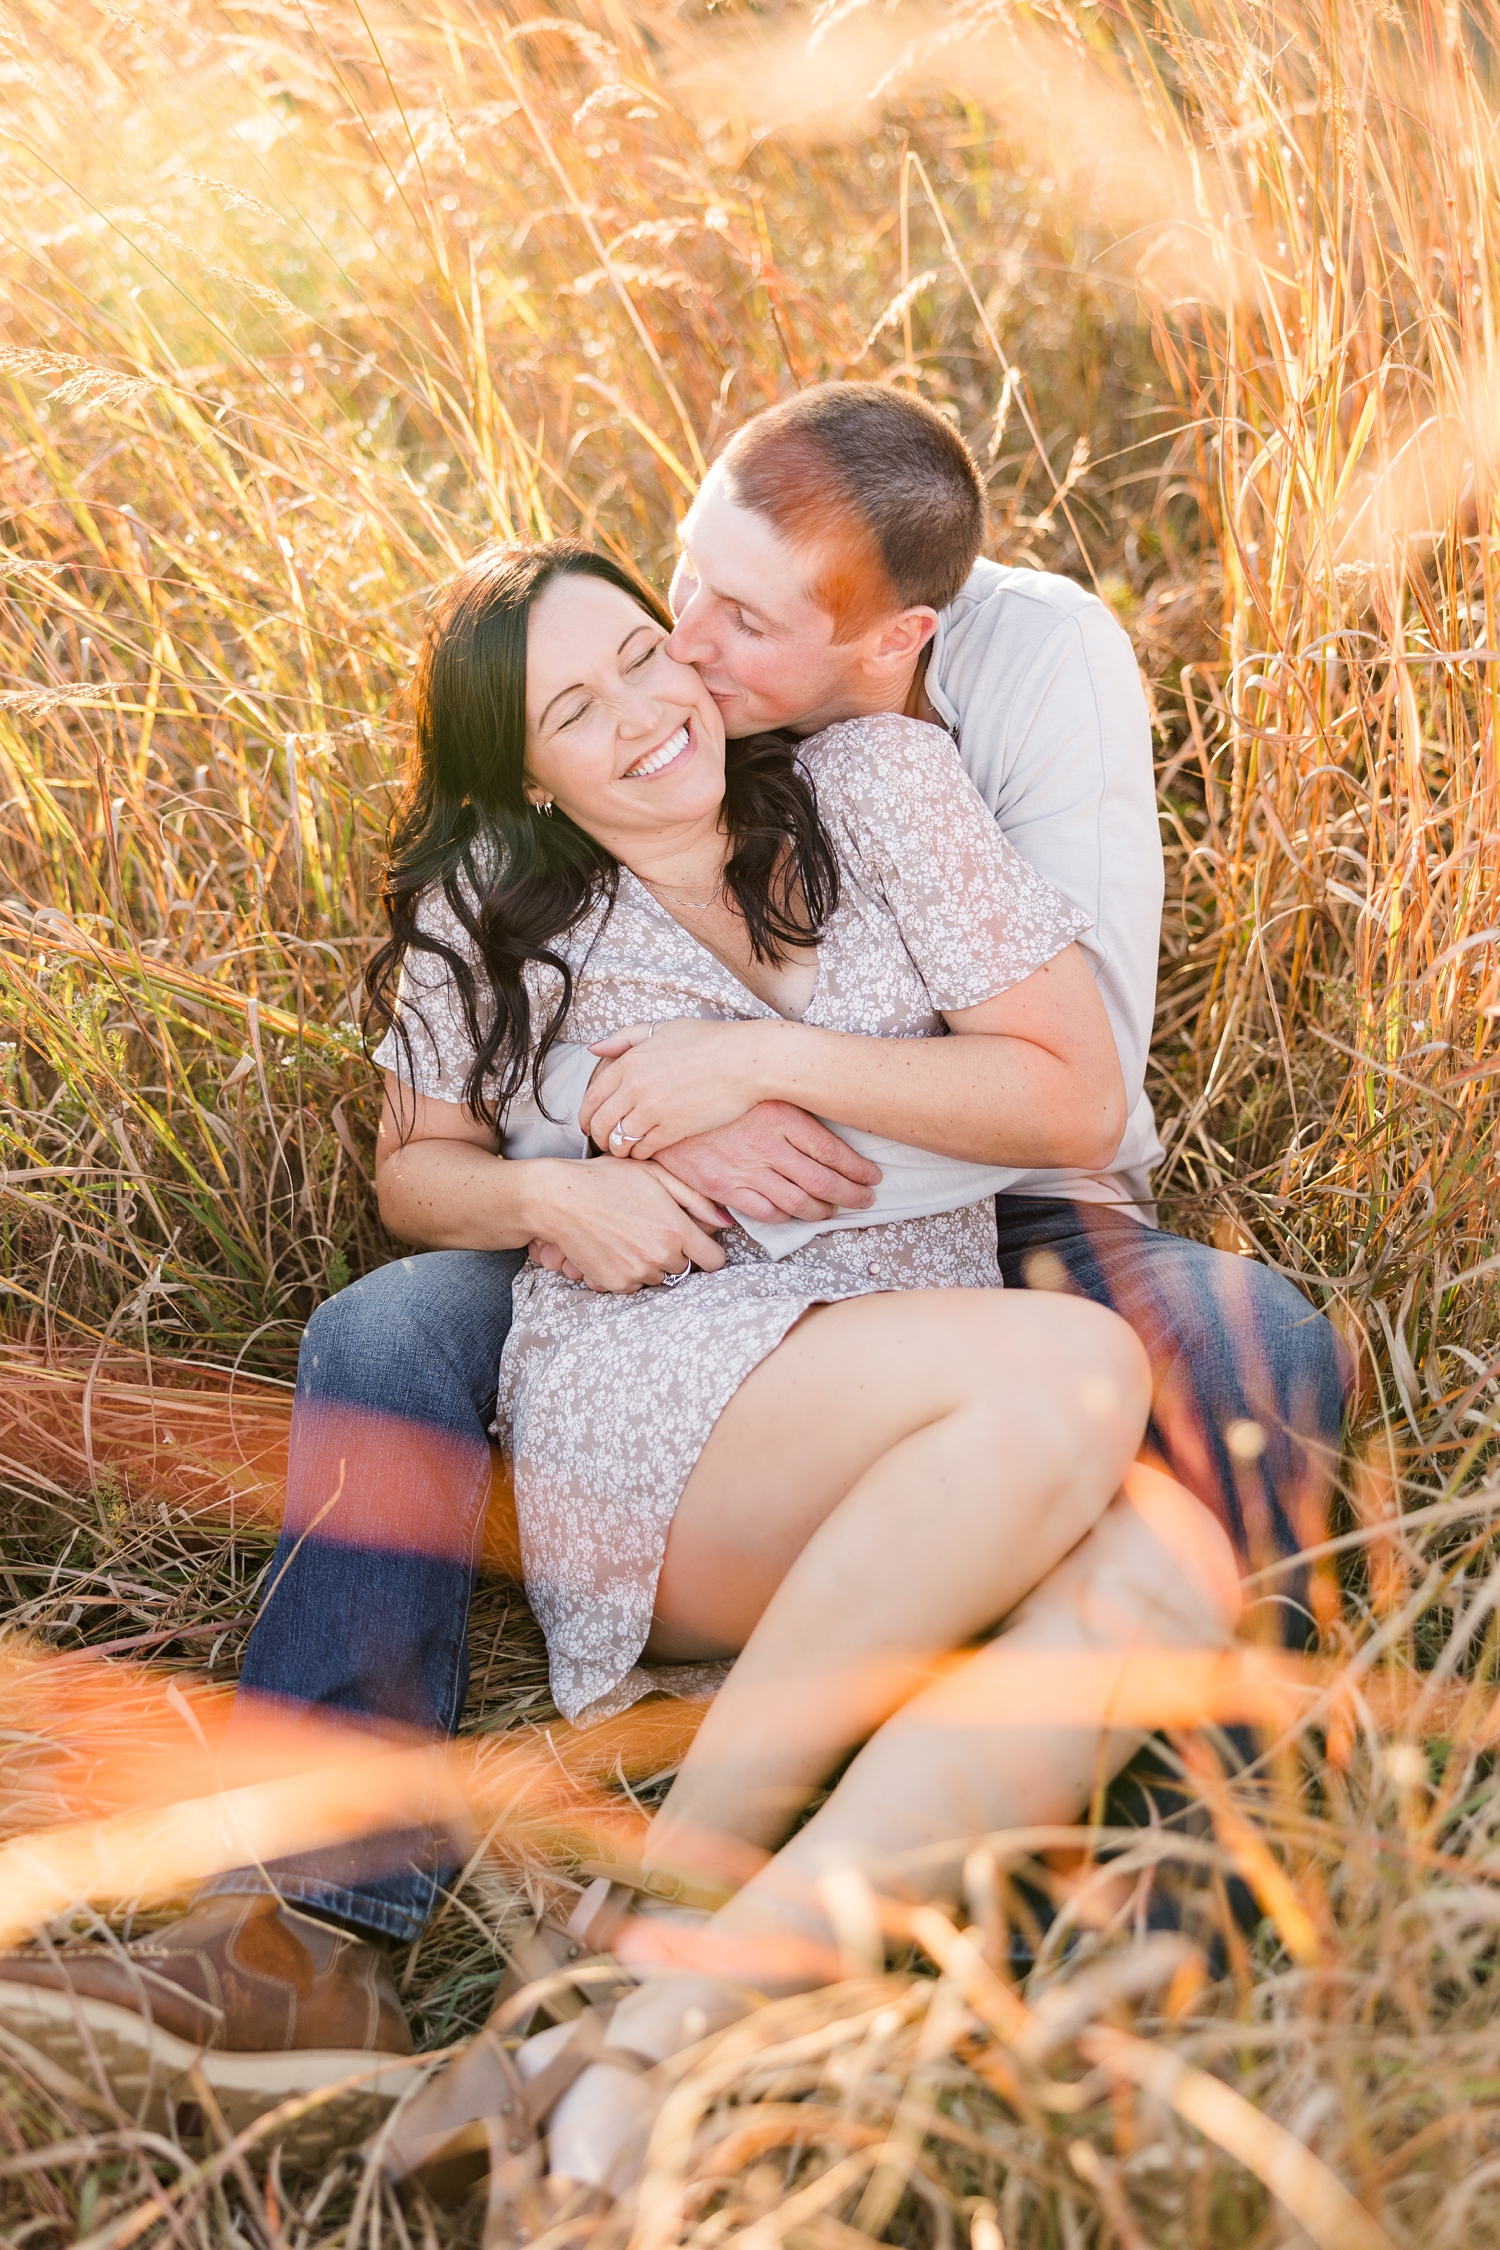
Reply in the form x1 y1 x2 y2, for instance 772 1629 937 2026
378 1986 655 2236
378 1859 734 2206
492 1860 735 2031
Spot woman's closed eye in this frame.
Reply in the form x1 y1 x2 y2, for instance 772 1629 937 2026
553 637 666 729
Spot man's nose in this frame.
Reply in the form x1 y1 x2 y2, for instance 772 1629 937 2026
665 588 712 664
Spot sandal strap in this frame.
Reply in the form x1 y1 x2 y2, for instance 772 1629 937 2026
576 1858 735 1915
378 2025 527 2189
508 2036 652 2145
482 2011 655 2246
489 2007 656 2162
492 1864 733 2030
491 1897 635 2029
382 1999 654 2191
564 1877 638 1956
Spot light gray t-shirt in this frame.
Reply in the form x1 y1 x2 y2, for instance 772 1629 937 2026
925 558 1164 1220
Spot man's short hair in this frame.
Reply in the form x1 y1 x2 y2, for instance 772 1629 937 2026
719 381 986 642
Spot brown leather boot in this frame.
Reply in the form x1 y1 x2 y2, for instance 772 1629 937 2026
0 1894 422 2170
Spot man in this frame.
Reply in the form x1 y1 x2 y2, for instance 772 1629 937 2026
0 384 1346 2119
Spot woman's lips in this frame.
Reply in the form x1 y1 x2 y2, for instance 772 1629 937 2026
623 720 693 779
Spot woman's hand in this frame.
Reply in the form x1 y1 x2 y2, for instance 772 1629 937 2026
579 1018 783 1161
526 1156 730 1293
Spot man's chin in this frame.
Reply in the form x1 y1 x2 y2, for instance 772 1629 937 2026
714 690 789 739
710 688 761 739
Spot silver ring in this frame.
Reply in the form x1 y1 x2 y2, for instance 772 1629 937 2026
659 1264 691 1288
609 1123 644 1148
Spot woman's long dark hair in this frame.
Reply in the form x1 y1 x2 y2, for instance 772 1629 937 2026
364 540 840 1127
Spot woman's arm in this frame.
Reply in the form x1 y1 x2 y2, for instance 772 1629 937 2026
577 943 1127 1172
374 1075 730 1291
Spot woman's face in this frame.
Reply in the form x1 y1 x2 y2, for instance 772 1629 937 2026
523 573 728 850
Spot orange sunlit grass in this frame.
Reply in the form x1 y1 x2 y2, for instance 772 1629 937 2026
6 1627 1498 1950
2 0 1500 2242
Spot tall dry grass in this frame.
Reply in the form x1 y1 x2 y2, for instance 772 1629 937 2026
2 0 1500 2243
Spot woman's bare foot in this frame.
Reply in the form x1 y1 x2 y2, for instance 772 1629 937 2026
525 1973 752 2194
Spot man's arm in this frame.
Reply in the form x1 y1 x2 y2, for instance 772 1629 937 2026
579 942 1126 1172
935 588 1162 1138
656 597 1159 1219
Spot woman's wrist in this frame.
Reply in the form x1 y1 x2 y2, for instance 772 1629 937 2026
510 1156 583 1241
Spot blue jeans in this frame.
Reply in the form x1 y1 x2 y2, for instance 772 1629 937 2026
205 1208 1345 1943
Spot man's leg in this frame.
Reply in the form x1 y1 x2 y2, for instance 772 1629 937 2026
0 1250 523 2138
200 1247 526 1943
994 1199 1347 1640
991 1198 1347 1943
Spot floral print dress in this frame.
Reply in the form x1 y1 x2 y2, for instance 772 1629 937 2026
375 715 1089 1721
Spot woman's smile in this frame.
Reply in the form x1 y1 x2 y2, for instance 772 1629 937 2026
520 572 727 844
623 719 693 780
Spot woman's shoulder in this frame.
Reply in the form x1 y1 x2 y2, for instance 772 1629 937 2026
795 712 977 827
799 711 966 784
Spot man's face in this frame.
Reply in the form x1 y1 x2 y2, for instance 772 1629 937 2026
666 466 873 738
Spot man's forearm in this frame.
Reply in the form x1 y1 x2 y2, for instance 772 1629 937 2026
582 946 1126 1176
748 1024 1123 1172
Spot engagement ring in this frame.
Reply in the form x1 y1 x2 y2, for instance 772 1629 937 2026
609 1124 644 1148
660 1265 691 1288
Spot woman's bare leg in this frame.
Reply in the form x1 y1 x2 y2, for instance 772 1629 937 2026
544 1469 1243 2193
701 1461 1245 1978
639 1288 1151 1875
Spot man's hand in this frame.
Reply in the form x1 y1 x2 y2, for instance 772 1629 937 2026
653 1102 882 1225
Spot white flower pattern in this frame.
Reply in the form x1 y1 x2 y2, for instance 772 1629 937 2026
377 715 1090 1721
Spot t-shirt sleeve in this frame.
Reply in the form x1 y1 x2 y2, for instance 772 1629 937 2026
938 592 1162 1118
369 883 491 1104
810 715 1091 1014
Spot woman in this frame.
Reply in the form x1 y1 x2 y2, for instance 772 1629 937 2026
367 542 1239 2223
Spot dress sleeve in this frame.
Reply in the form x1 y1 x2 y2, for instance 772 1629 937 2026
809 714 1091 1014
369 883 492 1104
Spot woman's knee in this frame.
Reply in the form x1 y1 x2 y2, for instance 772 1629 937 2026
952 1292 1151 1457
948 1287 1148 1387
1068 1296 1153 1425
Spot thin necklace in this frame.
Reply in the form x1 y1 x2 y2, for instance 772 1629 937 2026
641 870 726 912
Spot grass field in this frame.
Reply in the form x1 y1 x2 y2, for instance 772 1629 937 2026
2 0 1500 2242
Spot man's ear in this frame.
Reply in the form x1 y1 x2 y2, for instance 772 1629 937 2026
859 604 938 681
